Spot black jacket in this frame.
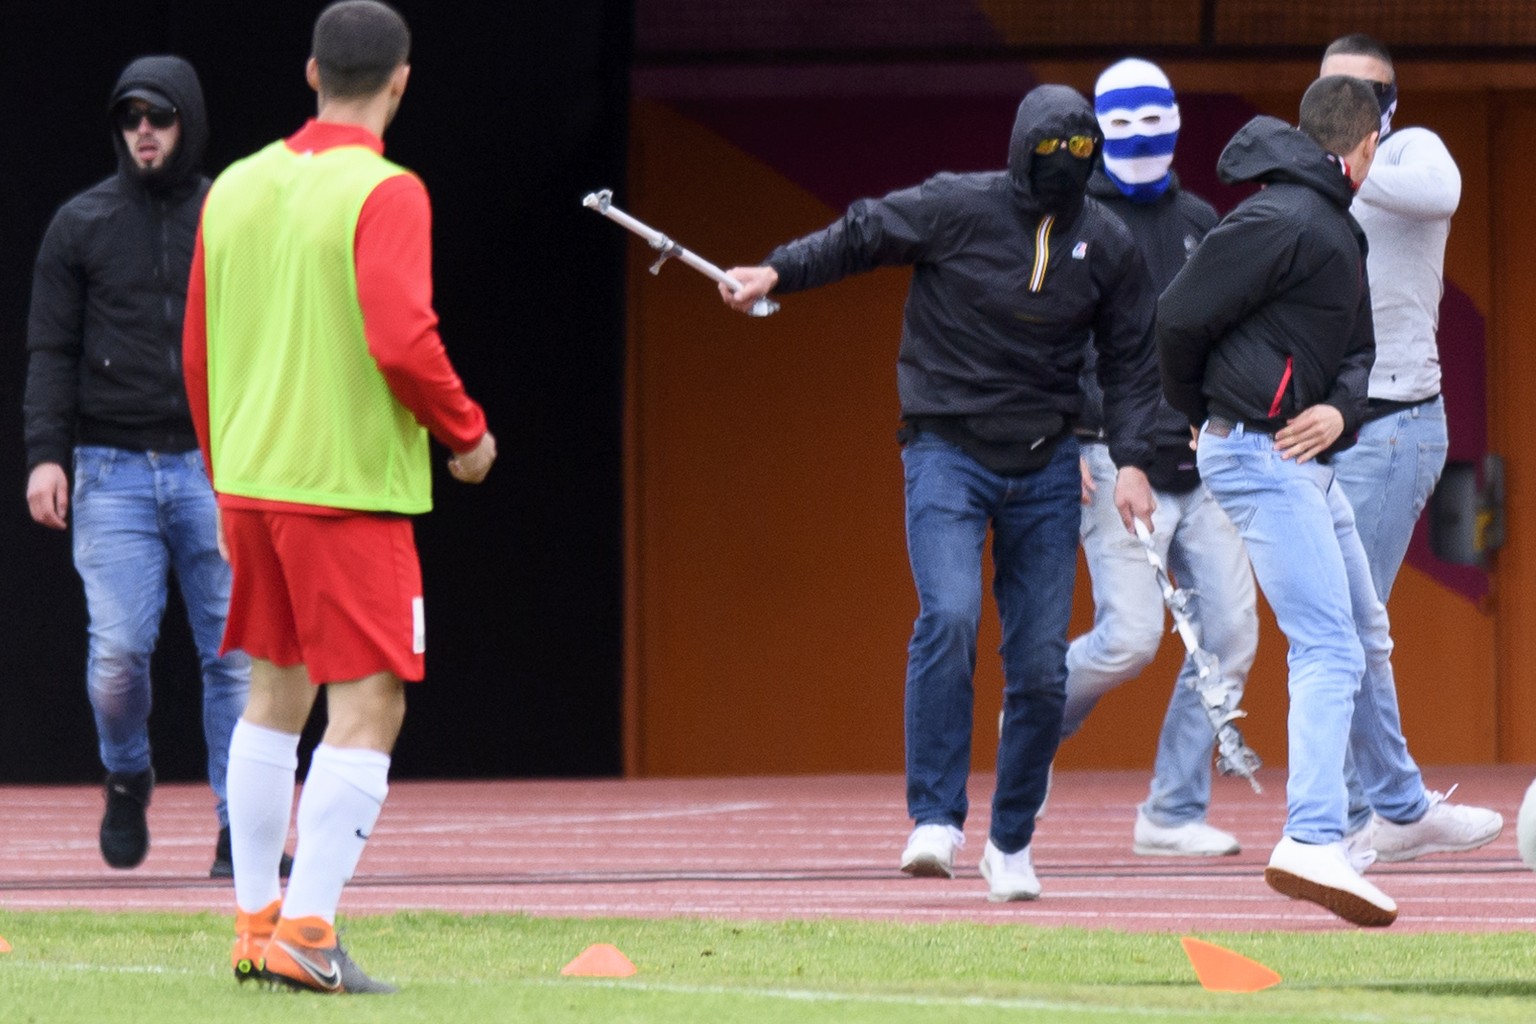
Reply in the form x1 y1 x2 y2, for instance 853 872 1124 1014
1157 116 1374 452
24 56 211 470
766 85 1159 473
1079 170 1218 468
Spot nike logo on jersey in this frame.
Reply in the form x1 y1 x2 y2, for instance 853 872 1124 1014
274 940 343 991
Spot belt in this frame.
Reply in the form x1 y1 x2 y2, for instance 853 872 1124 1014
1367 393 1438 412
1204 415 1270 438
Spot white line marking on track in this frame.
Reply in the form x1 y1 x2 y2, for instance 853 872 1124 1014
387 801 775 834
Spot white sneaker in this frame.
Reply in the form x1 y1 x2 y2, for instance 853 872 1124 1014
900 824 964 878
1264 836 1397 927
1371 789 1504 863
1517 778 1536 871
1343 820 1377 873
1133 809 1240 857
979 839 1041 902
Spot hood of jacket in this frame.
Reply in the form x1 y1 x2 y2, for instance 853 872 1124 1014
1215 114 1354 211
109 55 208 197
1006 85 1102 215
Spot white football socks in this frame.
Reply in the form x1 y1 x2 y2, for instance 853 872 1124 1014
226 719 300 914
281 743 391 924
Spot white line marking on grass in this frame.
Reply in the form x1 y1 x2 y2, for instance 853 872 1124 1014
8 961 201 977
528 978 1408 1022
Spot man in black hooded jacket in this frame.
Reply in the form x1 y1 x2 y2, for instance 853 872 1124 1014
1158 75 1411 927
723 84 1160 902
23 56 276 880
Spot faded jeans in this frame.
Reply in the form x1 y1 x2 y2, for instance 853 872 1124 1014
72 446 250 826
1196 422 1426 843
1064 443 1258 826
1331 397 1447 829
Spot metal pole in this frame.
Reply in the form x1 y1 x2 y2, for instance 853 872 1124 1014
582 190 779 317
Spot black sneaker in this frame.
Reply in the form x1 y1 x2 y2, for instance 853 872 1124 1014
210 826 294 880
100 768 154 869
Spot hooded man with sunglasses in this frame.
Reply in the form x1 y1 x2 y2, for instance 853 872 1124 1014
723 83 1160 902
23 56 275 879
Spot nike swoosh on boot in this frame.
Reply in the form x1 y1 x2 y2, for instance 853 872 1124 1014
274 940 343 991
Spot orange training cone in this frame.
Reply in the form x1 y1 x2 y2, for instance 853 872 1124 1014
561 942 637 977
0 936 11 953
1180 937 1281 992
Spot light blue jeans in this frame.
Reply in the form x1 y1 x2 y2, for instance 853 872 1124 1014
1331 398 1446 829
71 446 250 826
901 432 1081 853
1196 422 1425 843
1330 396 1448 601
1063 443 1257 826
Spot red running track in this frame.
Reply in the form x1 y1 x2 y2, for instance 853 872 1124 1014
3 766 1534 933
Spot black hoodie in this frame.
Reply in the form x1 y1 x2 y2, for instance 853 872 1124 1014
1157 115 1374 452
765 85 1159 474
24 56 211 470
1078 169 1218 488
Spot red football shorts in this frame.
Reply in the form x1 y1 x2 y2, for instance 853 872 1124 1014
221 506 426 683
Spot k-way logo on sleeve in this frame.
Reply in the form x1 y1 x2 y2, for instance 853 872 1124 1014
1071 241 1089 260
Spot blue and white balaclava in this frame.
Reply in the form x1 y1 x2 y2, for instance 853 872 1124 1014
1095 58 1180 204
1375 79 1398 137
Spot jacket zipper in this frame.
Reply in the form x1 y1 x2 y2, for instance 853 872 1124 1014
157 198 174 328
1029 214 1054 292
1267 356 1293 418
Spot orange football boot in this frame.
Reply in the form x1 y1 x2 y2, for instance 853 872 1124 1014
262 915 396 994
231 900 280 983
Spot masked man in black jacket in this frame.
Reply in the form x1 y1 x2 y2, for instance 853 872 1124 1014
1159 76 1412 927
723 84 1160 902
1061 58 1258 860
24 56 284 880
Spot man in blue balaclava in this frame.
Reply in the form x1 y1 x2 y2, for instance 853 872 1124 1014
1097 58 1181 203
1061 57 1261 860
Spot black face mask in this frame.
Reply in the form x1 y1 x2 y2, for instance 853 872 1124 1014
1029 150 1094 213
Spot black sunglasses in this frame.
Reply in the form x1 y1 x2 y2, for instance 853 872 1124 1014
116 105 178 131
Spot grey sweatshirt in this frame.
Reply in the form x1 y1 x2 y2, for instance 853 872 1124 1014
1350 126 1460 402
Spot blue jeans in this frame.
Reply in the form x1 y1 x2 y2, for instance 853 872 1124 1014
1330 396 1448 601
1196 423 1424 843
901 432 1081 853
71 446 250 826
1331 398 1445 829
1064 443 1257 826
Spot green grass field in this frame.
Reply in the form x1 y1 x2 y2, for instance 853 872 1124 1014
2 910 1534 1023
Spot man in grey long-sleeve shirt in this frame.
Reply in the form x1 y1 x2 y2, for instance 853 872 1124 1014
1324 34 1459 600
1319 33 1502 869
